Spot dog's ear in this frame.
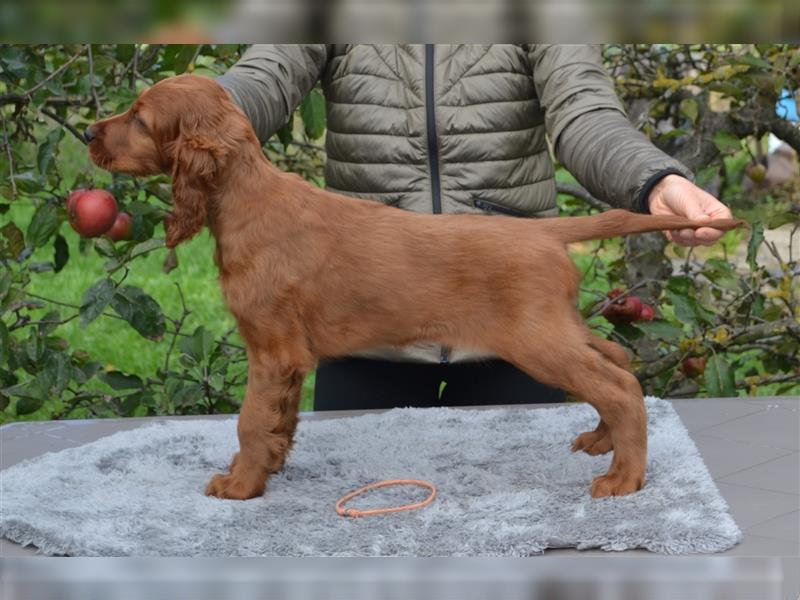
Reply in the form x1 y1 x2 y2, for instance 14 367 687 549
161 79 253 248
164 131 222 248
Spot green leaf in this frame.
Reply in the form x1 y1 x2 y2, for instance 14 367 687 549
94 237 117 258
0 222 25 259
634 320 685 341
99 370 143 390
734 54 771 70
179 326 214 363
130 237 165 259
111 285 166 340
0 319 9 365
695 164 720 189
26 202 60 248
131 214 156 242
746 221 764 270
162 45 198 74
667 290 697 326
765 210 799 229
37 310 61 336
41 352 71 396
172 383 204 408
0 46 29 77
10 171 43 194
611 323 644 340
15 396 43 415
115 44 135 63
666 276 693 295
0 270 11 302
80 278 115 326
277 118 294 148
53 234 69 272
37 127 64 176
704 354 736 397
712 131 742 154
300 89 326 140
679 98 698 124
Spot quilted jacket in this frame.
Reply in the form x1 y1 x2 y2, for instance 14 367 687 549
217 44 692 363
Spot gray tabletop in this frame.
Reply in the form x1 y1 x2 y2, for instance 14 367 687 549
2 397 798 559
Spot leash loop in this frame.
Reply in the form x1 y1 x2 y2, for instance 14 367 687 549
335 479 437 517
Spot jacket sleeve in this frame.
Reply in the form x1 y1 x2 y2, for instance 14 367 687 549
527 44 694 212
216 45 329 145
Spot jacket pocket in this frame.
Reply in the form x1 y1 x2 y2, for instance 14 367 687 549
473 198 531 218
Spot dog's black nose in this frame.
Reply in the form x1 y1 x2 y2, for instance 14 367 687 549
84 126 96 143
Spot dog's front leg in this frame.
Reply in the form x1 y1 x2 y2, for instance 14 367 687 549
205 358 303 500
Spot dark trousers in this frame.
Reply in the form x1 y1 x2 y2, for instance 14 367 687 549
313 357 565 410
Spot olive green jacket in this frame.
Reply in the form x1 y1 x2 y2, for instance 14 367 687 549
217 44 692 363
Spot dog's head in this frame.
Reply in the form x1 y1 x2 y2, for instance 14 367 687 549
86 74 254 247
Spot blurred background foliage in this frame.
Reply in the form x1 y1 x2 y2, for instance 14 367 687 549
0 44 799 424
1 0 797 43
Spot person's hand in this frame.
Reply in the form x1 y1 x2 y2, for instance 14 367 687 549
648 174 734 246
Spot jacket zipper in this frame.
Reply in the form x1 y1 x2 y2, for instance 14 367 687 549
424 44 449 365
425 44 442 215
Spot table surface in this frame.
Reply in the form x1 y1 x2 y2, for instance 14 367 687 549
1 396 798 558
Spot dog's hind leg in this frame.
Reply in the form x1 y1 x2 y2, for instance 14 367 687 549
499 314 647 498
205 353 306 500
571 334 632 456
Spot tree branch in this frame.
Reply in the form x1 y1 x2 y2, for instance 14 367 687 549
40 108 86 146
1 110 17 199
768 116 800 154
556 183 612 212
87 45 103 117
21 47 86 99
636 317 800 382
0 95 95 108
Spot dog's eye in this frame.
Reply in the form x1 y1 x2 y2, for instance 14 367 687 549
132 114 147 130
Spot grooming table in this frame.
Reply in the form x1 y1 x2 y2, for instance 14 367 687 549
1 397 798 596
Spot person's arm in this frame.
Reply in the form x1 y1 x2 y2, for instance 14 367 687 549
527 44 692 213
216 45 329 145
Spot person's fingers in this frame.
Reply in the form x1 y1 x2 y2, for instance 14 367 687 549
670 228 695 246
706 204 734 219
693 226 725 244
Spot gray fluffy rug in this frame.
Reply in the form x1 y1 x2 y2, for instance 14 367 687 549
0 397 741 556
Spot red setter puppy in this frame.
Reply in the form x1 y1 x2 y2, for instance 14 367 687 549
87 75 742 500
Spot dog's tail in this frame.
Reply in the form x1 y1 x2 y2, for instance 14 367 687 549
543 209 746 244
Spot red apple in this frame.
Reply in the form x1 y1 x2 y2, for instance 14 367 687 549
602 295 645 325
602 303 627 325
607 288 625 300
681 357 707 378
68 189 118 237
621 296 642 318
638 303 655 321
66 188 87 212
105 212 132 242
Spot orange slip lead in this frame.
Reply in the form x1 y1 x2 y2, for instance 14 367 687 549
335 479 437 517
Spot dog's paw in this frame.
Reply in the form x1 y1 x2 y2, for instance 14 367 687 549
205 472 265 500
571 430 613 455
590 472 644 498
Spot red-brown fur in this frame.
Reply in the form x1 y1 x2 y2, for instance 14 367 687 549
87 75 744 500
